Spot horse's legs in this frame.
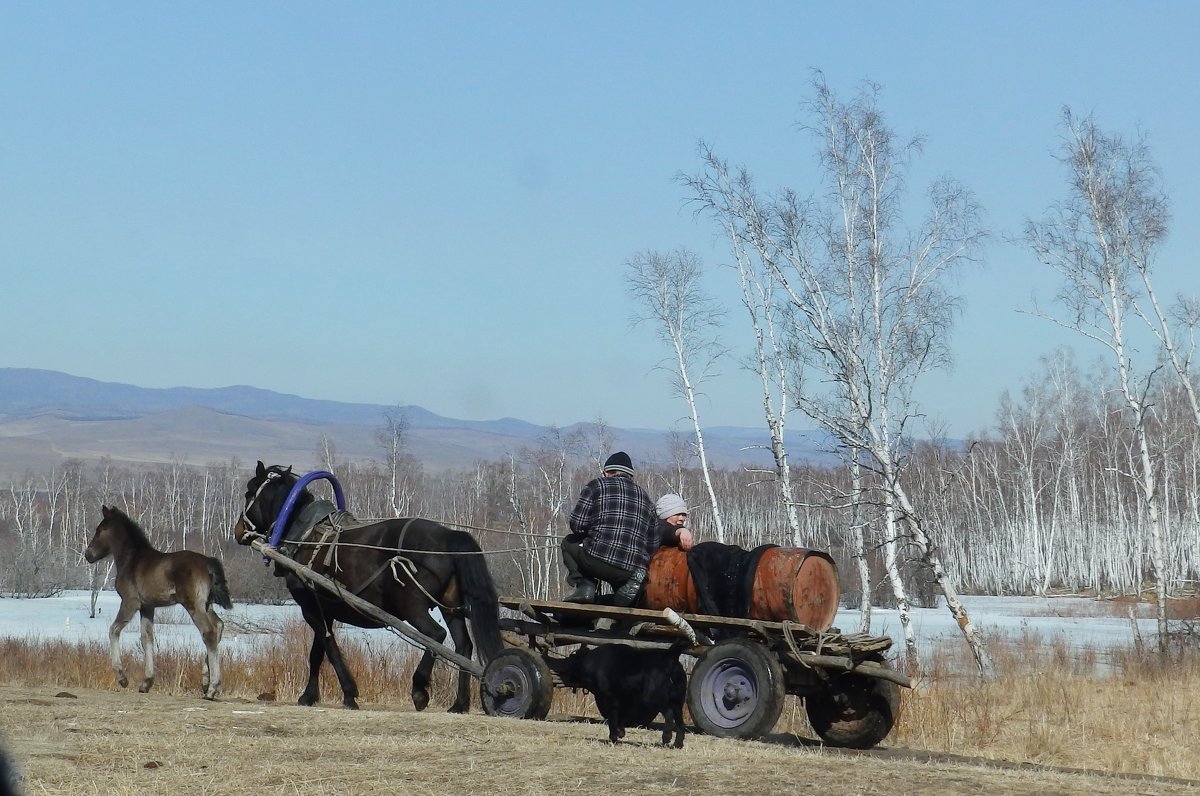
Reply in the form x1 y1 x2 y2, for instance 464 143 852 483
138 606 156 693
443 610 475 714
407 610 452 712
107 598 139 689
319 626 360 710
297 607 361 709
297 609 326 707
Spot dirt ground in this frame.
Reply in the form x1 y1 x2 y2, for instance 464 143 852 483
1 684 1196 796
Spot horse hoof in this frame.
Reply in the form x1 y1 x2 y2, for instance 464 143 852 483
139 680 153 693
298 695 318 707
344 700 360 710
117 675 129 689
448 703 469 714
412 690 430 712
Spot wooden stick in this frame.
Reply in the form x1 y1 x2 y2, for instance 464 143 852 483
782 652 912 687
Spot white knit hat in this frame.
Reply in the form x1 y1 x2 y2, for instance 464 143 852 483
655 493 688 520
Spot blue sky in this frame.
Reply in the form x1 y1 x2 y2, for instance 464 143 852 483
3 3 1196 437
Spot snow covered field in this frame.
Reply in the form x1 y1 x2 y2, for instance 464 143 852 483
0 590 304 657
835 595 1159 656
0 589 1162 671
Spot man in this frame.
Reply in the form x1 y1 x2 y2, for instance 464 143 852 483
561 451 657 606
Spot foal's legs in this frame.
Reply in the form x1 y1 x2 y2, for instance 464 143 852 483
187 603 224 700
138 606 157 693
106 598 139 689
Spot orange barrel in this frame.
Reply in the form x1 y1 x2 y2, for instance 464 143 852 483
750 546 840 630
645 546 699 613
643 545 840 631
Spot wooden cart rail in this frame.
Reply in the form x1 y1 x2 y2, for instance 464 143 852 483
498 598 909 688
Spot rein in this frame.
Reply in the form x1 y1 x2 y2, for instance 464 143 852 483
238 468 284 536
243 467 560 560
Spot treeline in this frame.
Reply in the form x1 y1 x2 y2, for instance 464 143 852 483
1 360 1197 609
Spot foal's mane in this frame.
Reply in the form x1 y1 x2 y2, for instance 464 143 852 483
104 505 153 549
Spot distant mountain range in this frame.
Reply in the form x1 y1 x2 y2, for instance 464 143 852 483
0 368 836 478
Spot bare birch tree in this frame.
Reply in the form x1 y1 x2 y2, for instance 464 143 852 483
506 427 584 599
680 152 808 545
377 406 415 517
626 247 728 542
687 73 991 673
1025 108 1173 651
315 433 340 473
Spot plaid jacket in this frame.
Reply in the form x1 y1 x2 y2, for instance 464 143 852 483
568 474 658 573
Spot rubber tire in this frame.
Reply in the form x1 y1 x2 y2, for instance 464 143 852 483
480 648 554 720
806 669 902 749
686 640 786 739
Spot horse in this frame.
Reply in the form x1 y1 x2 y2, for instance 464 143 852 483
232 461 503 712
83 505 233 699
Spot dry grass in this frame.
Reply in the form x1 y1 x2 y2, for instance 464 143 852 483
4 685 1197 796
894 630 1200 780
2 620 1199 794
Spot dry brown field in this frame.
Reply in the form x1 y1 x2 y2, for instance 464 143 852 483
2 613 1199 796
3 683 1198 796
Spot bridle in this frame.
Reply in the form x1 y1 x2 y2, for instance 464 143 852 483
238 467 289 536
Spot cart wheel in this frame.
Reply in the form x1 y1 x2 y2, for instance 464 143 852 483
805 667 901 749
687 640 785 739
480 648 554 720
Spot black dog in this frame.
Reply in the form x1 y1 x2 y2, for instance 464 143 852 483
566 643 686 748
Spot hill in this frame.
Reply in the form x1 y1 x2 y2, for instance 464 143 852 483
0 368 835 478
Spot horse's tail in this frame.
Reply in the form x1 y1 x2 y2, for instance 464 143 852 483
207 557 234 610
446 531 503 665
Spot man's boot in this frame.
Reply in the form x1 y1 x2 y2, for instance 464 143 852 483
612 567 647 607
564 578 598 604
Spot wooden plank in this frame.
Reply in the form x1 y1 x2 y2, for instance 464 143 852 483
252 538 484 678
781 653 912 687
500 617 702 653
498 597 894 655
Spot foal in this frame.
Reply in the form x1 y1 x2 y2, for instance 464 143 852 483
84 505 233 699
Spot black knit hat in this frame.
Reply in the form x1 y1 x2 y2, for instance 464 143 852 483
602 451 635 476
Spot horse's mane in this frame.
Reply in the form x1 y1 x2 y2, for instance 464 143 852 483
104 505 153 549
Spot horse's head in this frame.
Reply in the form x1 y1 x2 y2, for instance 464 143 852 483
85 504 127 563
233 461 296 545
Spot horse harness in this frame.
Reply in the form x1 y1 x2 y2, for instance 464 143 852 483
282 506 461 614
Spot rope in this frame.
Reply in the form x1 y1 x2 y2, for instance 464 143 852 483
781 621 808 666
310 515 560 542
388 556 458 613
285 537 556 557
429 519 560 541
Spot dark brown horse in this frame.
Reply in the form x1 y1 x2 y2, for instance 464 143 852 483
233 461 503 712
84 505 233 699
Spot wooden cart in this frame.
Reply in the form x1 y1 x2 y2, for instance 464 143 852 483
486 597 909 749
